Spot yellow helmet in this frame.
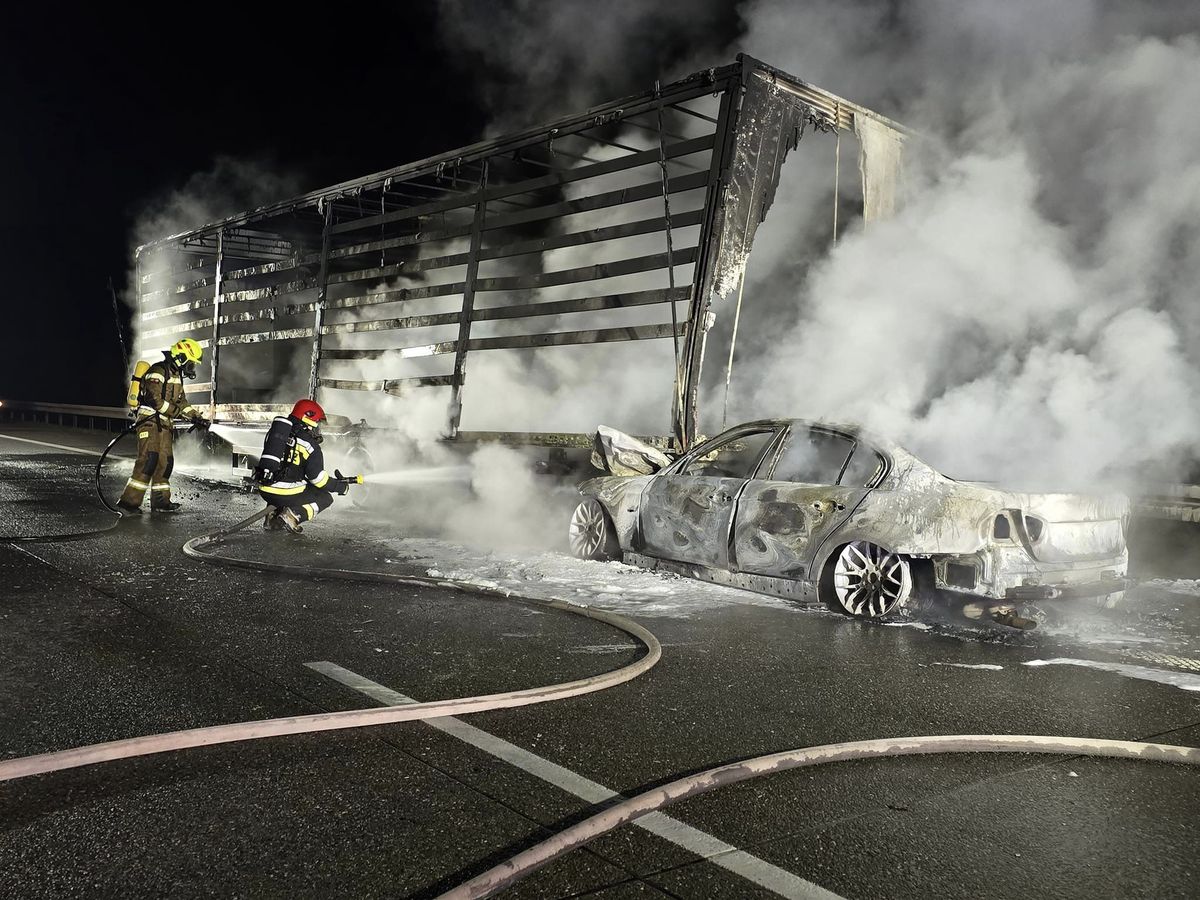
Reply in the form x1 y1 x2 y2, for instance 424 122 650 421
171 338 203 364
169 338 203 378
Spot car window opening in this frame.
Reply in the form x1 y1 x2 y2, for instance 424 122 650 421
683 430 777 479
772 428 855 485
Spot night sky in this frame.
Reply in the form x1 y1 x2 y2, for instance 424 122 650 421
2 2 745 408
0 5 489 406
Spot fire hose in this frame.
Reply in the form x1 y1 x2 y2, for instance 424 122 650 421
94 415 209 514
1 512 1197 899
439 734 1200 899
2 418 211 543
0 512 662 783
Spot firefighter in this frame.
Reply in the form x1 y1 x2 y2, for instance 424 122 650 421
118 338 208 514
252 399 353 533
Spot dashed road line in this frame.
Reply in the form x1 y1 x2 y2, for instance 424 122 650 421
307 660 843 900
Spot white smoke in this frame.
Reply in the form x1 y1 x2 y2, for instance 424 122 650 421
128 156 304 361
130 156 302 254
436 0 735 132
134 2 1200 554
720 0 1200 489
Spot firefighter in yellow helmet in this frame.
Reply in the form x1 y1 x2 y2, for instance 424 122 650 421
117 338 209 514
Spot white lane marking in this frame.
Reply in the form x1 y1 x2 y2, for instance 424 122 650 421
1024 658 1200 692
307 661 843 900
0 432 110 456
0 432 194 469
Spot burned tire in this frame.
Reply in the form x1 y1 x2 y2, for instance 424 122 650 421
822 541 912 618
569 499 620 561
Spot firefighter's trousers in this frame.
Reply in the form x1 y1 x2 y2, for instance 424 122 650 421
120 418 175 508
259 485 334 522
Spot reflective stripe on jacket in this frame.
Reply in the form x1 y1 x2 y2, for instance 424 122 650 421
138 356 196 421
260 428 331 495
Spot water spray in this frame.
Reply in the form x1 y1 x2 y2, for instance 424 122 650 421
355 465 472 486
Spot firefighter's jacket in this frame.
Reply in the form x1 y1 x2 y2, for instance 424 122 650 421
138 356 199 423
259 415 332 496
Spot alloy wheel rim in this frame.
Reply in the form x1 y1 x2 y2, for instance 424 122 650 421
833 541 910 617
569 501 606 557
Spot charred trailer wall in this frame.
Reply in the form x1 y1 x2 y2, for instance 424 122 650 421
131 55 905 447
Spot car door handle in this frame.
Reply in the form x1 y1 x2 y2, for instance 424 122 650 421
813 500 846 512
711 492 732 504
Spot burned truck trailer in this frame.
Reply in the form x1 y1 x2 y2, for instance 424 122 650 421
133 54 905 451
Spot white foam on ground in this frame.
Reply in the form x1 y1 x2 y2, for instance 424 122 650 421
386 537 800 618
1024 658 1200 692
932 662 1004 670
1143 578 1200 597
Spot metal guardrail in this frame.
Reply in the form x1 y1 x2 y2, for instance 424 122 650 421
0 400 130 432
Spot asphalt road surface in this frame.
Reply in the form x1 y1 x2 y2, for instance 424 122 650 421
1 424 1197 899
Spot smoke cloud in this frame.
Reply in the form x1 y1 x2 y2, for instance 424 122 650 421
722 0 1200 489
436 0 736 132
132 2 1200 554
130 156 302 274
432 0 1200 500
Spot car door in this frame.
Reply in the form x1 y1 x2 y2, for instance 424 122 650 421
732 425 884 579
638 426 782 568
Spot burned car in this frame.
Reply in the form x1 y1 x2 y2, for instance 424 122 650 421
569 419 1130 626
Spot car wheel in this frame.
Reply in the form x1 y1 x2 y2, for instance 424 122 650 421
569 498 620 561
826 541 912 618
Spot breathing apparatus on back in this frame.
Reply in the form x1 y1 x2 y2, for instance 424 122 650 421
126 361 150 409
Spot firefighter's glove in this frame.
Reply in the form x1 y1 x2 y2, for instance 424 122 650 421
191 415 211 430
253 464 277 485
330 468 353 495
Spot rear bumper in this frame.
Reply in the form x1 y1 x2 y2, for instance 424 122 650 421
1004 577 1132 601
934 546 1128 601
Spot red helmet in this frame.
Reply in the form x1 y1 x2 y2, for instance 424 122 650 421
290 399 326 426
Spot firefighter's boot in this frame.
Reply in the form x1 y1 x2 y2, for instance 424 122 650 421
263 508 285 531
117 499 142 516
279 507 304 534
152 500 182 512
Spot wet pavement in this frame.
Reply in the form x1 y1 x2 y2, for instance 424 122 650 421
1 424 1198 899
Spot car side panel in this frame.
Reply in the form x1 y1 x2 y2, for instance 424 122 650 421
732 481 868 578
579 475 653 551
639 474 743 568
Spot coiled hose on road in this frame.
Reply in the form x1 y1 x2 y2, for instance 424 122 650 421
0 509 662 782
440 734 1200 899
2 507 1198 900
2 414 170 543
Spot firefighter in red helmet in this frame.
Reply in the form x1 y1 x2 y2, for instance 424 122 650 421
252 399 355 533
